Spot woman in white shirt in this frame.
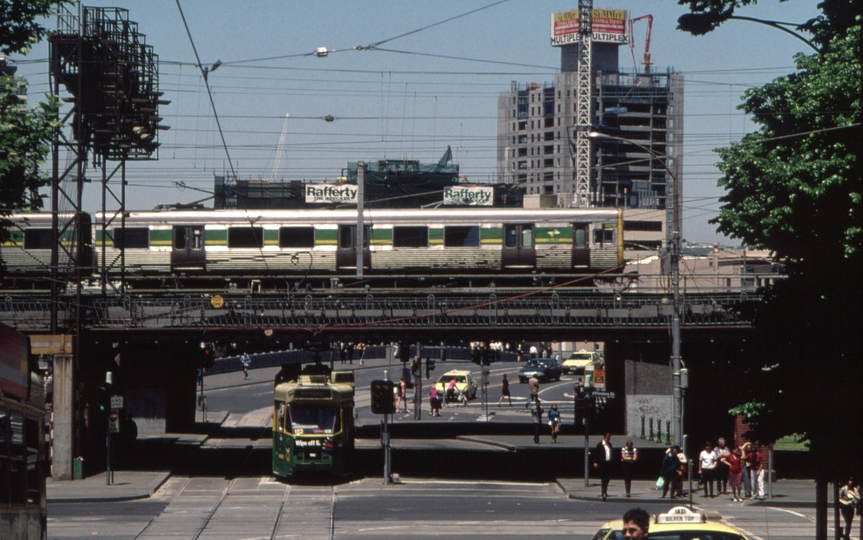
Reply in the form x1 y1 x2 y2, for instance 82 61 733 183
698 441 718 497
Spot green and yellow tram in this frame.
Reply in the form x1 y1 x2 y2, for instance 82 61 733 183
272 366 355 478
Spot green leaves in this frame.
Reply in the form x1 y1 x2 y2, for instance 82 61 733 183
0 75 59 241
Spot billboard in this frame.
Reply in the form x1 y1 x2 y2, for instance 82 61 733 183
305 184 358 204
551 9 628 46
0 323 31 399
443 186 494 206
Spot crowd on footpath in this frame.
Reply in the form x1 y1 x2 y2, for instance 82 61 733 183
582 431 783 503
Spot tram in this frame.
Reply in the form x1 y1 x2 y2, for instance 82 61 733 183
0 324 46 540
272 364 355 478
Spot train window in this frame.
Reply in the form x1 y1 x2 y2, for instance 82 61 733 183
505 226 518 248
25 417 39 505
279 227 315 248
573 225 588 248
23 229 53 249
393 226 428 248
112 228 149 249
174 228 186 250
594 228 615 245
10 412 25 504
522 227 534 248
0 407 7 503
228 227 264 248
444 226 480 247
339 226 370 249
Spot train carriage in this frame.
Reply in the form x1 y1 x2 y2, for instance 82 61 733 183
272 367 355 478
3 207 623 289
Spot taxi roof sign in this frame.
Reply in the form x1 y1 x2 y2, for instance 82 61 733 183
655 506 706 525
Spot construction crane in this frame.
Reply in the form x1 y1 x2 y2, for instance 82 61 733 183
629 14 653 74
271 113 289 180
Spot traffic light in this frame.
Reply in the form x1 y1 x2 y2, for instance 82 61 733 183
202 346 215 370
471 347 481 365
398 342 410 363
425 357 435 379
410 357 421 378
482 347 494 366
440 346 446 362
370 380 395 414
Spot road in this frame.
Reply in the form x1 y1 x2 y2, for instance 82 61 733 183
48 476 821 539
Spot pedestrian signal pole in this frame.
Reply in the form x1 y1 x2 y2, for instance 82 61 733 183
413 342 422 421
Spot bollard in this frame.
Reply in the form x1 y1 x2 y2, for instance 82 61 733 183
666 421 672 445
640 415 645 439
649 417 654 441
656 418 662 443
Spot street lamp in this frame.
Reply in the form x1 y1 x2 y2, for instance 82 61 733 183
586 131 684 454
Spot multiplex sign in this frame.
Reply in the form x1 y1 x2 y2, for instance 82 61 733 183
443 186 493 206
550 9 628 46
305 184 358 204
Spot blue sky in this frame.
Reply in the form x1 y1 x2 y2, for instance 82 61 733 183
13 0 822 243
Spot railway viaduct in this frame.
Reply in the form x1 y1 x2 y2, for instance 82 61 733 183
3 287 757 479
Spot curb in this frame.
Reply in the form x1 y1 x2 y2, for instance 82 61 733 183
47 472 171 503
455 435 517 451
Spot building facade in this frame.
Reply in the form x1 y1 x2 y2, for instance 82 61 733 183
497 27 684 244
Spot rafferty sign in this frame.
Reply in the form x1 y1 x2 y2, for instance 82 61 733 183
550 9 628 46
443 186 493 206
305 184 358 204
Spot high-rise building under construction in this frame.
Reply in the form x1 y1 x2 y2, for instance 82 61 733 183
497 8 683 245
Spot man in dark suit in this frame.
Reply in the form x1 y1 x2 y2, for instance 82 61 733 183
592 432 614 501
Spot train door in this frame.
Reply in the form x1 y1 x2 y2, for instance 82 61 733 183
571 223 590 269
171 225 206 270
336 225 370 271
501 223 536 269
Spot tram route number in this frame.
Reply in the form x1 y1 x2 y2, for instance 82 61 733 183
210 295 225 309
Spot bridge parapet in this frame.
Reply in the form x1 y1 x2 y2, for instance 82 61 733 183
0 290 756 333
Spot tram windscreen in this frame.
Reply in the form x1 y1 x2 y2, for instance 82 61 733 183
288 406 340 434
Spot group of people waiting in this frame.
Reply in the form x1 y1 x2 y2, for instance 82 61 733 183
659 435 766 501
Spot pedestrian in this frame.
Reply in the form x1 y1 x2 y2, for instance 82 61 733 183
357 342 366 365
547 403 561 443
516 346 524 362
446 378 457 407
747 440 765 499
429 386 440 417
739 434 753 498
722 446 745 502
525 375 539 409
714 437 731 495
622 507 650 540
339 343 346 364
592 432 614 501
674 447 688 498
497 374 512 406
529 344 538 358
346 342 354 364
660 445 681 499
530 398 543 444
839 477 860 539
698 441 718 497
396 378 408 412
621 440 638 498
240 352 251 379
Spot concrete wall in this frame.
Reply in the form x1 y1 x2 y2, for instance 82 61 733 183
624 358 672 439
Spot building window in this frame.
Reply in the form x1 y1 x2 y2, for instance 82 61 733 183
23 229 53 249
518 161 527 169
518 121 526 130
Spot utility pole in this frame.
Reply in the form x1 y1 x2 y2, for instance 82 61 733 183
671 230 683 454
356 161 365 278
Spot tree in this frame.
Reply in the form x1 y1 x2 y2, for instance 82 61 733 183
1 0 60 55
677 2 860 538
1 0 65 244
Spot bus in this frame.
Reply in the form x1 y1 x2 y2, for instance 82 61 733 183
0 324 46 540
272 364 355 478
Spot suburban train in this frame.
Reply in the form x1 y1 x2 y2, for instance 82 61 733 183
0 207 624 289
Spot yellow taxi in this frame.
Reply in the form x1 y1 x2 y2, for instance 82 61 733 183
562 350 602 375
434 370 478 401
590 506 751 540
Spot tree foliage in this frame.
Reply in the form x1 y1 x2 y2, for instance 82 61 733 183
0 0 61 55
678 0 862 487
1 0 65 243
